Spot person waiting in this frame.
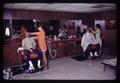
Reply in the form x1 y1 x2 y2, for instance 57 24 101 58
58 27 68 39
22 32 42 72
81 28 100 59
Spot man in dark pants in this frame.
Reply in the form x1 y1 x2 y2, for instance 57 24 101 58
81 28 100 59
85 44 100 59
22 32 42 72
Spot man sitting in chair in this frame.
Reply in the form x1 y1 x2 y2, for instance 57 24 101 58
81 28 100 59
22 32 42 72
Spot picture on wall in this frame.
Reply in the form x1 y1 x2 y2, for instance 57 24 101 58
105 20 116 29
69 22 75 29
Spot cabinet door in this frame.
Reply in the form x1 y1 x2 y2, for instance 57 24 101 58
3 40 20 67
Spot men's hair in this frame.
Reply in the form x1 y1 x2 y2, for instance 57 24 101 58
63 25 66 28
96 24 101 28
37 23 43 28
21 24 27 28
21 24 28 31
36 23 46 32
95 24 102 31
86 28 92 33
25 32 29 37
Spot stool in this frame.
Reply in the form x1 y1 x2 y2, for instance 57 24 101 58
101 58 117 75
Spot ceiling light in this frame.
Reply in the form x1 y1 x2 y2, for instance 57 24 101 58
33 19 36 22
91 5 108 8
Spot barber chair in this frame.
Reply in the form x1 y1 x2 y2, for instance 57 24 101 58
91 44 101 56
84 44 101 59
17 47 40 70
91 44 97 49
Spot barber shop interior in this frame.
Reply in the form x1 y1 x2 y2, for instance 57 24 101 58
3 3 117 80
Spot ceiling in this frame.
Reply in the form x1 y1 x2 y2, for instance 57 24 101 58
4 3 116 13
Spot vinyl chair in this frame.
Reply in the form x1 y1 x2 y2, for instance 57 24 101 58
91 44 102 57
17 47 40 70
90 44 101 58
83 44 101 59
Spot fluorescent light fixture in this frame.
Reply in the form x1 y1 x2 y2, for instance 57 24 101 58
33 19 36 22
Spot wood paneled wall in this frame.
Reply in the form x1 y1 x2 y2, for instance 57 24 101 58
88 10 117 51
3 9 117 67
4 9 117 50
3 9 116 24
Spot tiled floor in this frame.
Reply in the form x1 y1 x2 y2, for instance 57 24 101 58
12 53 116 80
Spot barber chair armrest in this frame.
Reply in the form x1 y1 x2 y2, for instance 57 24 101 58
17 47 24 53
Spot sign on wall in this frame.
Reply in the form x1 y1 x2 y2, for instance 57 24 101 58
69 22 75 29
105 20 116 29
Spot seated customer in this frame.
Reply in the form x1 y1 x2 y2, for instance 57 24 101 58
81 28 100 59
58 27 68 39
22 32 42 72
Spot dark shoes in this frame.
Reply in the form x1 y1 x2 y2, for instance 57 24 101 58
27 66 48 73
91 57 97 60
38 67 44 71
27 68 42 73
43 66 49 70
28 69 37 73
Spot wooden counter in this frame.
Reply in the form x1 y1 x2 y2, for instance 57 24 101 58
3 37 82 67
47 37 82 59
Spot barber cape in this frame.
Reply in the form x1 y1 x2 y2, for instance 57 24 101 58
22 37 36 50
81 32 98 52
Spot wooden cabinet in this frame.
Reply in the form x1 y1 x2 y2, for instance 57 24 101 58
3 39 21 67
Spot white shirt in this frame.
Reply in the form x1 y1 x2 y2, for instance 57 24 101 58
81 32 98 52
58 31 67 38
22 37 36 50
